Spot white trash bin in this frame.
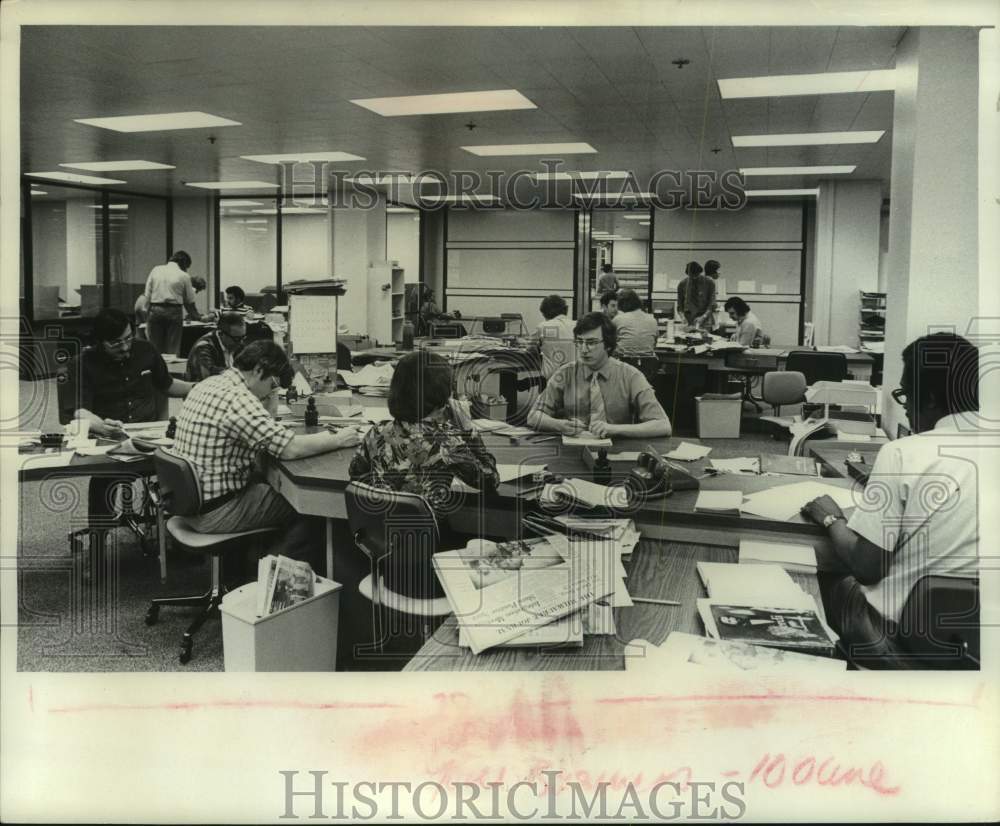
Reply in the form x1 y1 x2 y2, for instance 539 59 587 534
220 576 341 671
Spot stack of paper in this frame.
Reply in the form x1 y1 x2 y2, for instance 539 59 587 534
553 516 640 559
696 562 809 606
563 432 614 447
339 363 395 394
741 481 855 522
739 540 817 574
435 534 615 654
709 457 760 475
540 477 630 510
665 442 712 461
693 490 743 514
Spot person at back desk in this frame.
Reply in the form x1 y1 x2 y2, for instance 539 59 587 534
597 264 619 294
143 250 212 356
61 308 194 539
801 333 981 664
724 297 766 347
599 289 619 319
185 312 247 381
530 294 575 378
173 340 361 564
527 312 671 439
222 284 254 314
676 260 716 330
612 288 659 357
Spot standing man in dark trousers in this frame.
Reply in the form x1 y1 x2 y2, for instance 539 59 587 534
143 251 210 356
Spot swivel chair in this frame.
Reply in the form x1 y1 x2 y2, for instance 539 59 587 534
784 350 849 385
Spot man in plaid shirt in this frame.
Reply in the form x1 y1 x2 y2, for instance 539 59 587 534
173 340 361 560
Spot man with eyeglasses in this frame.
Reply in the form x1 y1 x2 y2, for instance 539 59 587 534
527 311 671 438
60 308 195 532
184 312 247 382
801 333 982 665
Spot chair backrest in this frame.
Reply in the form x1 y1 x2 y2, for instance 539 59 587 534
785 350 848 384
152 447 204 516
345 481 444 599
895 574 980 668
761 370 807 406
539 339 578 379
429 322 463 339
481 317 507 335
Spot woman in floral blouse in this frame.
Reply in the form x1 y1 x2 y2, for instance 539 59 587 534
348 350 500 515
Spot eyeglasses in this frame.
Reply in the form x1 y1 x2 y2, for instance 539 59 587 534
105 332 134 348
222 330 246 343
891 387 908 405
574 337 604 350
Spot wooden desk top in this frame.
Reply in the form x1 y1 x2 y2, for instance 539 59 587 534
403 537 825 672
810 440 885 479
17 449 154 482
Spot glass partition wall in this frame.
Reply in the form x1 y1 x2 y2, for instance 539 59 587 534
589 207 651 310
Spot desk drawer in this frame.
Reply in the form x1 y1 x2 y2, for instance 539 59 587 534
726 353 778 370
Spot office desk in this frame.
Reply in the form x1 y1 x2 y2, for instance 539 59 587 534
810 440 885 479
404 538 824 672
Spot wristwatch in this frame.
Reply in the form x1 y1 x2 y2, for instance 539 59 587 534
822 514 843 529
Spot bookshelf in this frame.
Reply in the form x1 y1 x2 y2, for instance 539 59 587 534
859 290 886 349
367 263 406 345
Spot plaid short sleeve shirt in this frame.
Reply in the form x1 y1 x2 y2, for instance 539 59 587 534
173 368 293 500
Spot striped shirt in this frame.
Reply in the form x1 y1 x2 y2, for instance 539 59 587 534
173 368 293 501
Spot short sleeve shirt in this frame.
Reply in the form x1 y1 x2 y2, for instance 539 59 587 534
64 339 172 424
145 261 195 305
532 357 668 425
173 368 293 500
612 309 660 356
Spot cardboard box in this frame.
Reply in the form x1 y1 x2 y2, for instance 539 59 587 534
696 395 742 438
220 577 341 672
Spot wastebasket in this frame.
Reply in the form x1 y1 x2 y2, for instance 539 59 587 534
695 393 742 438
220 576 341 671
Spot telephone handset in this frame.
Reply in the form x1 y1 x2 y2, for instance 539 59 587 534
627 449 701 499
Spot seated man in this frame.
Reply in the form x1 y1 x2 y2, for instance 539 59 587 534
530 294 575 379
802 333 981 665
185 312 247 382
599 289 619 319
223 285 253 314
527 312 671 439
612 288 659 358
61 308 194 532
724 297 766 347
172 340 361 563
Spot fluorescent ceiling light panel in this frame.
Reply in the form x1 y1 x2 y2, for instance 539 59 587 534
718 69 896 99
622 214 650 220
739 166 855 176
351 89 535 117
60 160 175 171
463 142 596 157
218 199 264 207
572 191 655 200
87 204 128 210
250 207 327 215
241 151 365 163
30 190 47 195
185 181 279 190
532 171 628 181
26 171 125 185
638 221 650 225
745 188 820 197
732 131 884 147
387 206 418 213
74 111 241 132
418 194 500 204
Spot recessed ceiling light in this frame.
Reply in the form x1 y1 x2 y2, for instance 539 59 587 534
463 143 597 157
638 221 650 225
244 219 269 224
30 190 47 195
416 194 500 204
250 207 327 215
572 191 655 200
732 131 884 147
241 151 365 164
622 214 650 220
351 89 535 117
26 171 126 185
60 160 175 172
74 111 241 132
387 206 418 213
185 181 280 190
718 69 896 99
745 188 821 196
740 166 855 176
87 204 129 210
532 171 628 181
218 199 264 207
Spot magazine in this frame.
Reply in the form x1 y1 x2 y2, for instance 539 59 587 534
256 554 316 616
704 603 837 657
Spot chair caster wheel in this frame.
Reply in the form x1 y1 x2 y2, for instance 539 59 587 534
145 605 159 626
179 640 192 664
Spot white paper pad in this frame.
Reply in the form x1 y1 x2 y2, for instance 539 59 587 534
694 490 743 513
739 540 817 572
709 457 760 474
665 441 712 461
741 481 856 522
563 432 614 447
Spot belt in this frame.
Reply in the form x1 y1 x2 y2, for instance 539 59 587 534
199 487 243 514
150 302 181 307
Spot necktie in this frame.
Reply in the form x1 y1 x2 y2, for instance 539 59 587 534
589 372 607 427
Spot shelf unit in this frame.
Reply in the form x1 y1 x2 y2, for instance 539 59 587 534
859 290 886 348
366 264 406 345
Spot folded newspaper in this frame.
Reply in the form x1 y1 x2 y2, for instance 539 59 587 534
256 554 316 617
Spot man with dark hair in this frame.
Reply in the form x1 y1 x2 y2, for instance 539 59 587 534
802 333 981 663
599 289 619 319
527 312 671 438
172 340 361 557
224 285 253 313
62 308 194 529
185 312 247 382
597 263 619 294
531 294 575 378
612 288 659 357
676 260 716 329
724 297 765 347
143 250 211 356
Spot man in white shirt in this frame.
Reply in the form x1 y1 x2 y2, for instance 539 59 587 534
531 294 575 378
143 250 209 356
802 333 981 666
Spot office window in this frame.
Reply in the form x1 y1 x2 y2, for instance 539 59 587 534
386 206 420 283
281 201 332 284
106 194 168 314
219 197 278 306
29 186 104 319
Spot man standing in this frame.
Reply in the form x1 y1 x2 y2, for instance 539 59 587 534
802 333 981 666
185 312 247 382
143 251 209 356
676 261 716 329
173 340 361 563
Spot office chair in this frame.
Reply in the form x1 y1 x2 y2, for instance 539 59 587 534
144 448 279 664
839 575 979 670
761 370 807 416
785 350 849 385
345 481 452 656
481 317 507 335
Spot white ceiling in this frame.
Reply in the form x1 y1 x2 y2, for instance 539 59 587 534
21 26 905 199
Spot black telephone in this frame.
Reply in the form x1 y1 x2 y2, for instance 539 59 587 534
627 450 701 499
